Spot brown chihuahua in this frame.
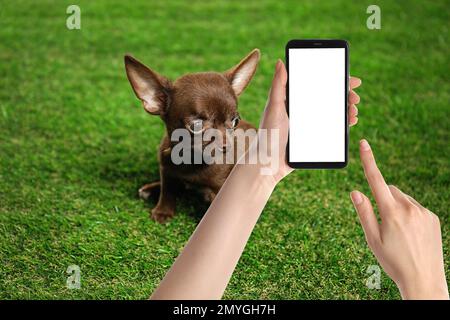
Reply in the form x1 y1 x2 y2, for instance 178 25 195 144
124 49 260 223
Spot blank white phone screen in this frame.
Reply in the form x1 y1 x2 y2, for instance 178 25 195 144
289 48 346 162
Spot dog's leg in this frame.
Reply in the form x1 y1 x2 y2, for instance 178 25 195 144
138 181 161 201
151 168 177 223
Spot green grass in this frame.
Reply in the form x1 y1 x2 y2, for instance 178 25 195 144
0 0 448 299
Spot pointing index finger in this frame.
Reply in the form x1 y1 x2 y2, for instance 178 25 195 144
359 139 395 211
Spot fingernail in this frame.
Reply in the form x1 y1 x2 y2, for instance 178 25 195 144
360 139 370 151
350 191 363 205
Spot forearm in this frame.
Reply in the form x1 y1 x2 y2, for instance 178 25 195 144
150 163 275 300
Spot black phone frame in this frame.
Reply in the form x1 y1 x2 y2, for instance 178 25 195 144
286 39 349 169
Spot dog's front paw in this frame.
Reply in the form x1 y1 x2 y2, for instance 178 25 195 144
150 207 174 224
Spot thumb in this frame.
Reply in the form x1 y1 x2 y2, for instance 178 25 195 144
350 191 380 249
268 59 287 105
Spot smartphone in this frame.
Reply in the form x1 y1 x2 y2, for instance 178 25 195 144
286 39 349 169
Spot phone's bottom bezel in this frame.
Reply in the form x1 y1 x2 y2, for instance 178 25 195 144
287 161 347 169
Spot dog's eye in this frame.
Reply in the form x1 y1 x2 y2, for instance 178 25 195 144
188 119 205 134
231 115 240 128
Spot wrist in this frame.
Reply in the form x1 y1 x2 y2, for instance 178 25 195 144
398 276 449 300
234 163 278 191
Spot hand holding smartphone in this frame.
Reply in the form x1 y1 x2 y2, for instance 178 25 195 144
286 39 349 169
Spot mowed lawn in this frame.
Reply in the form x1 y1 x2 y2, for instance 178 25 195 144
0 0 448 299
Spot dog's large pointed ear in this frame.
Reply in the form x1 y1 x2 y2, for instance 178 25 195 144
224 49 260 96
124 55 171 115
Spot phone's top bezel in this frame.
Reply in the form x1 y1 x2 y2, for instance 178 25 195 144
285 39 349 169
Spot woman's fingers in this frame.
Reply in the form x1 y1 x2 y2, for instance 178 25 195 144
349 104 358 117
388 184 418 211
388 185 407 201
348 104 358 126
405 195 426 211
389 185 427 211
350 77 362 89
348 80 360 126
349 90 360 104
359 139 395 212
350 190 380 248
